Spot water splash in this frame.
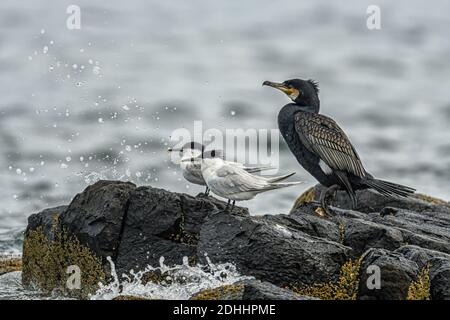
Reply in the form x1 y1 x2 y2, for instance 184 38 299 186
90 255 252 300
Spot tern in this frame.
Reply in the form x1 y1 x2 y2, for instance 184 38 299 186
169 141 273 195
184 150 302 211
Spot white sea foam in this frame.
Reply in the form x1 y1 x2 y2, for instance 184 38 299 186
90 255 252 300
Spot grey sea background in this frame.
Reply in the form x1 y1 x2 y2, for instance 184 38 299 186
1 0 450 257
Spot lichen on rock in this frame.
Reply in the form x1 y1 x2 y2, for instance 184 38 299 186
22 226 105 298
0 256 22 275
291 258 362 300
407 264 431 300
191 284 245 300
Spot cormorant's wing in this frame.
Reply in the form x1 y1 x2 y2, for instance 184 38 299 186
294 112 367 178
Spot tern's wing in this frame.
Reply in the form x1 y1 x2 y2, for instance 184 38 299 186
210 165 269 195
224 161 273 174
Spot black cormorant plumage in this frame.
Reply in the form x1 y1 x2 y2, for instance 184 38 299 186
263 78 415 214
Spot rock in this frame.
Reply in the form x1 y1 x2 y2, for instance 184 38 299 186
114 186 240 274
59 180 136 259
26 205 67 241
429 258 450 300
197 211 352 287
394 245 450 300
21 180 450 300
293 185 450 214
395 245 450 269
191 279 315 300
112 295 150 300
292 185 450 255
358 248 419 300
342 219 404 255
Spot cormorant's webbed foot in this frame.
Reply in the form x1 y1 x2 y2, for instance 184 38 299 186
317 184 340 217
204 187 210 196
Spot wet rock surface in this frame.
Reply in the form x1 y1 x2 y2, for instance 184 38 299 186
22 181 450 299
191 279 316 300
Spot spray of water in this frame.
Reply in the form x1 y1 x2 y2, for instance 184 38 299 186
90 255 252 300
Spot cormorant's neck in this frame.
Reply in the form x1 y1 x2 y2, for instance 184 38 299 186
295 104 319 113
291 102 320 113
292 97 320 113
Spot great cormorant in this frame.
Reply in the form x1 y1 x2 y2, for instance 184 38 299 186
263 78 415 214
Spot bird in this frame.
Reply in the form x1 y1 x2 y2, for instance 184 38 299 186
263 78 415 215
183 149 302 211
168 141 273 196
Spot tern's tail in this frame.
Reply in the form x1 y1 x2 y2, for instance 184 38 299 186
265 172 296 183
266 180 303 190
363 178 415 198
245 165 275 174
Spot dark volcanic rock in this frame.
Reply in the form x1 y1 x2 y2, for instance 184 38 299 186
114 186 240 274
191 279 316 300
59 180 136 259
342 219 404 255
313 185 450 214
197 211 352 287
429 257 450 300
292 185 450 256
395 245 450 269
358 248 419 300
239 279 316 300
22 180 450 299
26 205 68 241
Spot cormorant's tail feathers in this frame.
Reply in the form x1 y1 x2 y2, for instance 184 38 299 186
364 178 415 198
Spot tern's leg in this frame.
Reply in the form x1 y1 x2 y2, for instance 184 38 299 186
225 199 231 212
204 186 210 196
230 200 235 212
318 184 340 216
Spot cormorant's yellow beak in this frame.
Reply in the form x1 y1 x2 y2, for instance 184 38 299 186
263 80 298 98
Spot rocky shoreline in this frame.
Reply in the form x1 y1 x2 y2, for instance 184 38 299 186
16 180 450 299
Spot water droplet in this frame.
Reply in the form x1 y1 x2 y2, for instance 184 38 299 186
93 66 101 75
